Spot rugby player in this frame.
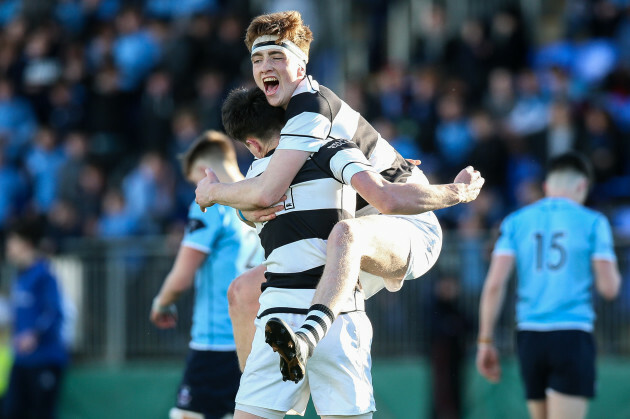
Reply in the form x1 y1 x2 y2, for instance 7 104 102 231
195 10 484 385
476 152 621 419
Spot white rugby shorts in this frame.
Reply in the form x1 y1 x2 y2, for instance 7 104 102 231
358 210 442 298
235 289 375 417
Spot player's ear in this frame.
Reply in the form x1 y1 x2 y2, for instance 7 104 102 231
245 138 262 157
297 63 306 78
576 177 589 199
542 181 548 196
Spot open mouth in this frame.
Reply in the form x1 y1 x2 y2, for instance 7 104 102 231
263 76 279 95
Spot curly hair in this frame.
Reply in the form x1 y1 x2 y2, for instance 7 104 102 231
245 10 313 58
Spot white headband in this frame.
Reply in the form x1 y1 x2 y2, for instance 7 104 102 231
251 35 308 66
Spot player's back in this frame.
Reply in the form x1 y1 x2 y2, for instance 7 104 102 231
280 76 424 211
495 197 615 331
246 142 359 292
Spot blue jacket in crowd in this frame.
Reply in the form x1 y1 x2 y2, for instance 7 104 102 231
11 260 69 367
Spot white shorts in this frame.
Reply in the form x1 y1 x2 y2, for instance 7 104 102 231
358 210 442 298
235 290 375 417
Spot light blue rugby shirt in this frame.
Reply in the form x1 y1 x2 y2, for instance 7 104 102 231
182 201 263 350
494 197 617 332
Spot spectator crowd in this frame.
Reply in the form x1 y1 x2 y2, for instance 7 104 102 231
0 0 628 252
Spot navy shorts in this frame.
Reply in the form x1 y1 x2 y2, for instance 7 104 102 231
516 330 595 400
175 349 241 418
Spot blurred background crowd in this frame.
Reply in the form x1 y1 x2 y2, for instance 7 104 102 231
0 0 629 252
0 1 627 416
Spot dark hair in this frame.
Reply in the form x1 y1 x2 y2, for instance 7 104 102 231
179 130 238 177
7 216 45 248
221 87 285 144
547 151 594 186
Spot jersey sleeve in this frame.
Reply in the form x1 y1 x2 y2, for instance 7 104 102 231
181 204 223 254
276 112 331 153
329 142 377 185
493 214 516 256
592 214 617 261
313 139 377 184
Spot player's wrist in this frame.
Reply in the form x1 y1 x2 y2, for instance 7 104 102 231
152 296 176 314
237 209 248 222
477 336 494 346
452 183 466 204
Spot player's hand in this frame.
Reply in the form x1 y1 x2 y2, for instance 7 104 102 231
195 169 220 212
476 343 501 383
454 166 485 203
14 331 38 354
150 297 178 329
406 158 421 166
241 199 286 223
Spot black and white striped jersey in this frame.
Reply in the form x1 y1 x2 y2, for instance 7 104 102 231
276 76 428 211
247 139 375 291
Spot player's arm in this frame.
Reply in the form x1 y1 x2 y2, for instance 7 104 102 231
150 245 206 328
351 166 484 215
195 149 310 211
593 259 621 300
476 253 514 383
237 203 286 226
478 254 514 343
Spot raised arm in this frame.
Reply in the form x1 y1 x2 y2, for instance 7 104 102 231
350 166 484 215
195 149 310 211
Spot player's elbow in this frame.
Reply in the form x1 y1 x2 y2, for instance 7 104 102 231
372 200 393 214
594 261 622 300
597 277 620 300
254 187 285 208
366 188 400 215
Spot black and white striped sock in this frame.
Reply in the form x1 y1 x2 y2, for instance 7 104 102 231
295 304 335 358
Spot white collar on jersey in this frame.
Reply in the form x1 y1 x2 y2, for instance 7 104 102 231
251 35 309 66
292 75 319 97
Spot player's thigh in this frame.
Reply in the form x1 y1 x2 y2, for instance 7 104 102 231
333 215 413 279
234 406 284 419
547 331 595 398
176 350 240 416
526 400 547 419
516 331 549 401
547 389 588 419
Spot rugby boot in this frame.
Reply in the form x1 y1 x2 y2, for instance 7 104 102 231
265 317 307 383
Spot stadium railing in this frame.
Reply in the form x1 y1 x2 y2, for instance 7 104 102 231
0 233 627 364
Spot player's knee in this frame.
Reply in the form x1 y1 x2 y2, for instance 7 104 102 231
169 407 205 419
330 219 362 247
228 269 262 311
227 276 243 308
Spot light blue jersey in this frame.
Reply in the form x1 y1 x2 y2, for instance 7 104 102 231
494 197 617 331
182 201 263 350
